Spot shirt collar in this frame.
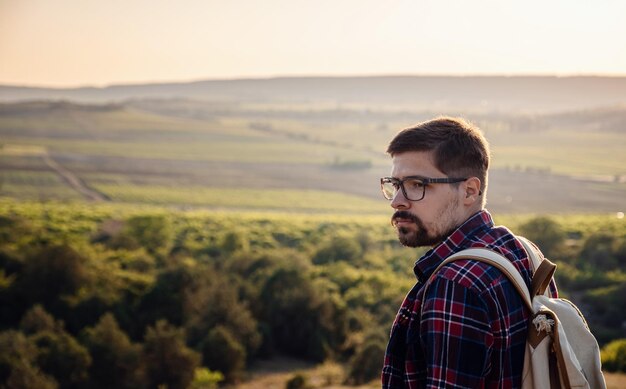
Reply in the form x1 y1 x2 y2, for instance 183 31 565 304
413 210 495 283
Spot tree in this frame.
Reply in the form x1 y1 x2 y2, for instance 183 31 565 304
313 235 362 265
142 320 201 389
4 361 59 389
347 337 386 385
259 268 347 361
139 263 262 362
582 282 626 343
518 217 566 259
580 233 620 271
124 215 173 254
0 215 32 245
31 330 91 389
81 313 146 389
17 245 89 311
200 326 246 382
184 270 261 358
221 230 249 253
137 265 194 328
0 330 58 388
19 304 63 335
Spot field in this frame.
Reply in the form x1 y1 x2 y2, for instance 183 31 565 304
1 99 625 214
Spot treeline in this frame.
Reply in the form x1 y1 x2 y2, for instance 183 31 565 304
0 201 625 388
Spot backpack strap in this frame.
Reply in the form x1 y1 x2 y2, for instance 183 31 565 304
427 248 533 311
517 236 558 296
423 244 559 313
531 259 557 297
517 236 542 272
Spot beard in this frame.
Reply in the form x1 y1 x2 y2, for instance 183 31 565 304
391 200 460 248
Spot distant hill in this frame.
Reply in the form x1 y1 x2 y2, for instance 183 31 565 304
2 76 626 112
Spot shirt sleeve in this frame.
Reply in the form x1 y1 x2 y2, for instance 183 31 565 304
419 275 494 389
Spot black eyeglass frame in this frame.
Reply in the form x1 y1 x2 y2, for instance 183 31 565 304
380 176 468 201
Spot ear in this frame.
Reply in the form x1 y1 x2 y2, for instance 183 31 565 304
462 177 482 206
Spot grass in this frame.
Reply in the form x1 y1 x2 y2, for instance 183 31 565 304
489 128 626 176
90 183 390 214
0 170 84 200
1 134 376 165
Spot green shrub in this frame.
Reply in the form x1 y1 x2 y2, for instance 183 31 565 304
19 305 62 335
31 330 92 388
601 338 626 372
142 320 201 389
285 373 309 389
188 368 224 389
313 235 362 265
517 216 565 259
221 230 249 253
19 245 90 309
201 326 246 383
347 339 386 384
580 233 622 271
0 330 42 384
81 313 145 389
124 215 173 254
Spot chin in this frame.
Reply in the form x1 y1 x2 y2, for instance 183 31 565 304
397 228 422 248
397 228 442 248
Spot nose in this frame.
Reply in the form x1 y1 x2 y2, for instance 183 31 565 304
390 188 410 210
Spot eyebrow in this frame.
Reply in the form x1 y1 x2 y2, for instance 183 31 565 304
390 175 429 180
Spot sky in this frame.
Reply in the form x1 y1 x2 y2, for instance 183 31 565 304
1 0 625 87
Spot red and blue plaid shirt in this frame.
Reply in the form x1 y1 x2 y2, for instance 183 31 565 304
382 210 557 389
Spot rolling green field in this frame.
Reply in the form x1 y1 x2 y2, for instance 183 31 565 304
1 100 625 215
490 129 626 176
90 184 390 214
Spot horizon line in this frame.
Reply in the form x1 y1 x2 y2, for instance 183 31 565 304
3 72 626 90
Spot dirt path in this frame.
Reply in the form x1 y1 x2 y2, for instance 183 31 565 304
43 154 110 201
604 372 626 389
231 357 377 389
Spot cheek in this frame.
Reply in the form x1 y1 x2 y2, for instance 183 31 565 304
425 196 458 224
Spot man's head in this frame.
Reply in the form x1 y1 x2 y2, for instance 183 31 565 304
384 117 490 247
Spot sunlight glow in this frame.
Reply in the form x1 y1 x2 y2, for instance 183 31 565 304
1 0 625 87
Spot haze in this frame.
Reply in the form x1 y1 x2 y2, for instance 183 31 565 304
1 0 625 87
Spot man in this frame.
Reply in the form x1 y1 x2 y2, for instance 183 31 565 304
380 117 556 388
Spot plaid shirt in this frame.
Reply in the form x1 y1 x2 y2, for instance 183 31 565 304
382 210 557 389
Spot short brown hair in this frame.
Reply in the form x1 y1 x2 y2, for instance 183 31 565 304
386 117 490 196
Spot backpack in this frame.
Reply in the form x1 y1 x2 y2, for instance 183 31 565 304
423 236 606 389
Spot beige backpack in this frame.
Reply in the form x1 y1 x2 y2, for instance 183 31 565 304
426 236 606 389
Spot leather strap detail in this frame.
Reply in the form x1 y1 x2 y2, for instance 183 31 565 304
531 259 557 297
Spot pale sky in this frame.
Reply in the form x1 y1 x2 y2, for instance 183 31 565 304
1 0 625 87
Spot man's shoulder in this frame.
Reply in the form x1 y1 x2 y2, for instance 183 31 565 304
434 258 509 294
436 232 532 294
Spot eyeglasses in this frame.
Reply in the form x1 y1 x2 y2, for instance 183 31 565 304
380 176 468 201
